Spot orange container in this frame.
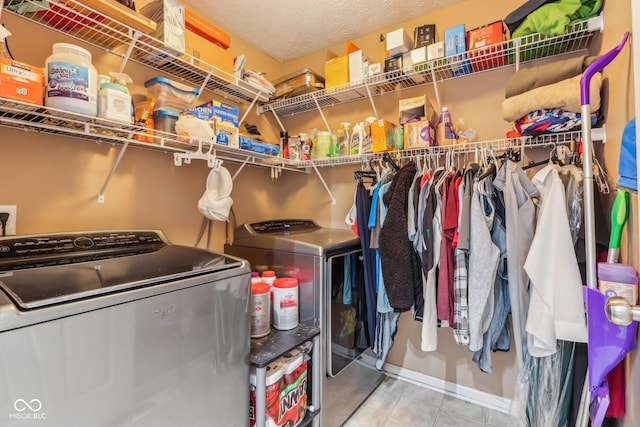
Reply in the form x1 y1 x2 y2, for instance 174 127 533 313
0 58 43 106
184 8 231 49
466 21 506 72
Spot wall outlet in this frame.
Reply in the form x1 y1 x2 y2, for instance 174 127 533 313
0 205 17 236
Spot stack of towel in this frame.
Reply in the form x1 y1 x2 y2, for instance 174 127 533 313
501 55 600 136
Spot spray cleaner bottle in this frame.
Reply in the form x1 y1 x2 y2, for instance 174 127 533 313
98 72 134 124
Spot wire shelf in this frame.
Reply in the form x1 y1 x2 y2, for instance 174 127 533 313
3 0 268 104
292 131 586 168
259 16 602 117
0 97 301 170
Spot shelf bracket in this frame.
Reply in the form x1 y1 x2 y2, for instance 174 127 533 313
232 157 251 181
310 162 336 205
118 30 141 73
238 91 264 129
311 93 331 132
514 38 521 72
270 108 286 132
198 66 216 97
430 62 441 111
364 81 379 118
98 137 132 204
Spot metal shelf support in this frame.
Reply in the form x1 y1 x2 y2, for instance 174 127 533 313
311 93 332 132
98 135 132 204
118 30 141 74
310 163 336 205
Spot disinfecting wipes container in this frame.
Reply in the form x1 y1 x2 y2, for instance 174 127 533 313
272 278 299 330
45 43 97 116
251 282 271 338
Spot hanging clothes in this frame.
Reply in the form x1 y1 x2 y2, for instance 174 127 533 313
524 164 588 357
493 159 540 368
355 181 378 345
471 179 511 373
419 178 441 352
379 163 422 312
468 177 501 353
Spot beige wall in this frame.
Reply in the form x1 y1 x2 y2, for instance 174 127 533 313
1 0 637 417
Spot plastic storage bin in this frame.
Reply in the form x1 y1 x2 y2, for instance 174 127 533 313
153 109 179 134
144 77 199 112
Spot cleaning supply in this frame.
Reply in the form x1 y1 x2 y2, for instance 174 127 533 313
349 122 363 156
336 122 351 156
607 189 630 263
97 72 133 124
45 43 98 116
437 107 457 145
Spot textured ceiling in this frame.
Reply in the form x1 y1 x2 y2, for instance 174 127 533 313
180 0 464 62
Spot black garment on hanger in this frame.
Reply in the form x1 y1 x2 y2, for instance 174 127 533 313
356 182 377 344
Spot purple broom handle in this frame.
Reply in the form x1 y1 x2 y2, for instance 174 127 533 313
581 32 630 105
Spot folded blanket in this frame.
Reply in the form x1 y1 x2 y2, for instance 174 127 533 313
505 55 595 98
514 108 598 134
501 73 601 122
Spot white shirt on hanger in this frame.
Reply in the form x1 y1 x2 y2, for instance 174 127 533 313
524 165 588 357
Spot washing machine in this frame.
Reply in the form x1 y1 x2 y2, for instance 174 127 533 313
0 230 251 426
225 219 384 426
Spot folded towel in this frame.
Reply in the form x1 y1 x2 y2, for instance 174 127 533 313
505 55 595 98
501 73 601 122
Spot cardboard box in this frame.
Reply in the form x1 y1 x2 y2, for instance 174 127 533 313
414 24 436 48
325 55 349 90
348 50 366 85
466 21 506 72
184 28 234 76
444 24 472 77
386 28 413 56
371 119 396 152
190 100 239 127
409 47 427 67
427 41 445 60
404 119 436 148
384 54 403 73
215 119 239 148
0 58 43 105
398 95 437 125
184 8 230 49
140 0 185 53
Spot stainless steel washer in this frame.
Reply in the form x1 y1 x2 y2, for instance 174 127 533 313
225 219 383 426
0 230 251 426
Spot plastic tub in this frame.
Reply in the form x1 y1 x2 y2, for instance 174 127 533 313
153 109 179 134
144 77 199 111
45 43 98 116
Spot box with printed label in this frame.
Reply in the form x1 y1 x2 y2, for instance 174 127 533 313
444 24 472 77
184 28 234 76
192 100 239 128
325 55 349 91
466 21 506 72
384 54 403 73
215 119 239 148
371 119 396 152
0 58 43 105
414 24 436 48
404 119 436 148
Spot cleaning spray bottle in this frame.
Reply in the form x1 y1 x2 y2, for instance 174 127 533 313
98 72 134 124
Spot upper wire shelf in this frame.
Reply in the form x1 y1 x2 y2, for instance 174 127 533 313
3 0 268 104
259 15 603 117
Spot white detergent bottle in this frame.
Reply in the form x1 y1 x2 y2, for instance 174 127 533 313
350 122 363 156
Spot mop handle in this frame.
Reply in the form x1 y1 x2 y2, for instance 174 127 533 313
581 32 630 104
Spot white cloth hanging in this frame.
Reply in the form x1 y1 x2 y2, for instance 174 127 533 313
524 165 588 357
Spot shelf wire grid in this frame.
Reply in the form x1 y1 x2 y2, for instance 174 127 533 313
259 17 600 117
3 0 268 104
0 97 301 170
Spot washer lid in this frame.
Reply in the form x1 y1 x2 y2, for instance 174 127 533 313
229 219 359 256
0 245 242 310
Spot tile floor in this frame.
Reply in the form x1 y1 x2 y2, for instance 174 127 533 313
343 376 516 427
